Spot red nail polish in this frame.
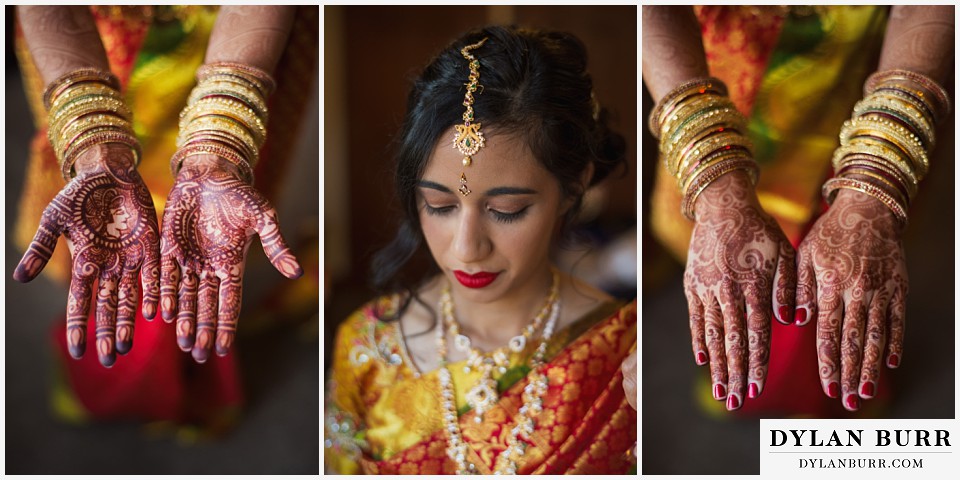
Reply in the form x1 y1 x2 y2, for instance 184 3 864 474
860 382 875 398
696 351 707 365
794 308 807 326
727 394 740 410
777 306 794 324
888 353 900 368
844 394 860 411
748 382 759 399
827 382 840 398
714 384 727 400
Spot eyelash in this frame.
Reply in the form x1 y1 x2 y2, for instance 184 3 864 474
423 204 529 224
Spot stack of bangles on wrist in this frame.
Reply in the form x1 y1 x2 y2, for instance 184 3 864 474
174 61 275 183
43 68 140 181
825 69 952 226
649 77 758 220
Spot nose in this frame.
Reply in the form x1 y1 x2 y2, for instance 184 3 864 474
451 208 491 263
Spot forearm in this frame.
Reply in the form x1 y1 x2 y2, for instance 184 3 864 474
17 6 109 86
641 6 709 102
205 6 295 74
877 5 954 84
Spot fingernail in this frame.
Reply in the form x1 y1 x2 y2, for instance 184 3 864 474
713 383 727 400
794 308 807 326
887 353 900 368
748 382 759 399
696 351 707 365
116 341 132 355
777 306 794 324
827 381 840 398
844 394 860 411
860 381 875 398
726 394 741 410
216 331 234 357
177 336 194 352
192 348 209 364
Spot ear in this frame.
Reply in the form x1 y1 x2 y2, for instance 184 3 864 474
560 162 595 215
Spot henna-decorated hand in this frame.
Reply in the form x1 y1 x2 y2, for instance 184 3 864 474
14 144 161 367
160 154 302 363
684 171 796 410
796 188 907 412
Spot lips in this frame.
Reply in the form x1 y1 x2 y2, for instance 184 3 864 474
453 270 500 289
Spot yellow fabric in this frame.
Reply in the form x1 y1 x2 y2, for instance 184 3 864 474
324 295 626 474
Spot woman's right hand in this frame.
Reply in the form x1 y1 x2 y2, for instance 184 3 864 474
14 143 161 367
683 171 796 410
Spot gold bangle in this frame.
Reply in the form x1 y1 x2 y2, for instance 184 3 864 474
187 83 269 121
822 177 908 226
54 114 132 157
671 130 752 179
649 77 728 137
197 62 276 97
838 168 910 207
49 96 132 131
854 96 935 150
680 147 752 194
840 117 928 176
835 154 918 199
178 116 261 164
43 68 120 110
681 158 759 221
661 106 746 164
48 83 122 113
866 69 951 121
831 142 919 185
658 94 731 143
171 141 255 183
180 97 266 146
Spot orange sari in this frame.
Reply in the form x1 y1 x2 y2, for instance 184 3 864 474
325 297 637 474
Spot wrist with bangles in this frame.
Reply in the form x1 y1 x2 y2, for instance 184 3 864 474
173 61 275 184
649 76 759 221
42 67 140 180
825 68 951 227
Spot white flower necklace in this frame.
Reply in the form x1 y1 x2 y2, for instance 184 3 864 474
436 271 561 474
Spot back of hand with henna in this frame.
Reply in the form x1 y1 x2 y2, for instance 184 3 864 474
684 172 796 411
15 144 161 368
160 155 302 363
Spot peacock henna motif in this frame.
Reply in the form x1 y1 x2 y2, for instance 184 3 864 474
796 189 908 411
160 155 302 363
683 172 796 410
14 143 161 367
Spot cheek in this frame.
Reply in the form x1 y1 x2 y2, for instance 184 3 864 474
419 214 450 257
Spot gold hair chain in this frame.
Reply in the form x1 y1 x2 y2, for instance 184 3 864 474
453 37 488 196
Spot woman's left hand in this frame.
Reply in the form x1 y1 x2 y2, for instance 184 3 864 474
796 188 908 411
159 155 302 363
621 349 637 410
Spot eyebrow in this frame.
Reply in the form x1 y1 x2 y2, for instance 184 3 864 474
417 180 537 197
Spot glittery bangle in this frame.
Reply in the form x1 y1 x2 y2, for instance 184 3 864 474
837 166 911 207
42 68 120 110
180 97 267 146
197 62 276 97
178 115 261 161
658 95 731 144
680 146 752 194
188 83 269 121
831 142 919 185
171 141 255 183
681 158 759 221
840 117 928 176
649 77 728 137
865 69 951 121
836 154 918 198
822 177 908 226
47 83 122 113
670 130 752 179
661 106 746 164
54 114 132 157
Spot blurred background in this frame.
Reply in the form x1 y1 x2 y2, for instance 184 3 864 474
640 8 955 475
324 5 638 368
4 6 319 474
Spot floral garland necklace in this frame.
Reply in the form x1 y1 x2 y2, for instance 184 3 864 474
436 270 561 474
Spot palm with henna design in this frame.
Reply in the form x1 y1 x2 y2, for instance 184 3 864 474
684 171 796 410
160 155 302 363
796 189 907 412
14 144 161 367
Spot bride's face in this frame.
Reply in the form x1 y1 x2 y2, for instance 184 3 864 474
417 129 566 303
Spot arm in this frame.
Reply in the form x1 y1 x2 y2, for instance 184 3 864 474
642 6 796 410
15 6 161 367
799 5 954 411
160 6 302 363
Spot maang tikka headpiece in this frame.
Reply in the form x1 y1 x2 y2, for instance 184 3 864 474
453 37 488 196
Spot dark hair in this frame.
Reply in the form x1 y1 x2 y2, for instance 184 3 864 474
371 25 626 318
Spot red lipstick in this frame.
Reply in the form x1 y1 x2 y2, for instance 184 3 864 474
453 270 500 289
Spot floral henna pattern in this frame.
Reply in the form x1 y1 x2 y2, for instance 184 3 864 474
160 155 302 363
797 189 908 411
14 144 161 367
683 172 796 410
